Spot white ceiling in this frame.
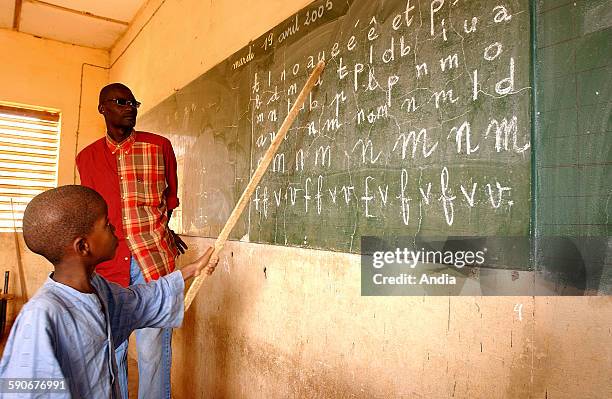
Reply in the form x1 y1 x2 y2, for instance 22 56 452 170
0 0 147 49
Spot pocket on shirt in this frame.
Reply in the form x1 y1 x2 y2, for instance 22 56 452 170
135 176 166 207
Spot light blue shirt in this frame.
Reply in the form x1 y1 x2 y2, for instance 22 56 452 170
0 270 185 398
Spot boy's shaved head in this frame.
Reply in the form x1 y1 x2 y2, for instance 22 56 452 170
23 185 107 265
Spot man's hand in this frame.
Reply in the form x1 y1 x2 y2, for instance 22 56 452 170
180 246 219 280
170 230 188 254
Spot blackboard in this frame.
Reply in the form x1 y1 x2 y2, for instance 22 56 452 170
533 0 611 294
139 0 533 253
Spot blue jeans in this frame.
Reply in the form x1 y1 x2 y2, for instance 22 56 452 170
115 258 173 399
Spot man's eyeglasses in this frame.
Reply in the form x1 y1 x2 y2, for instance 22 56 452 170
105 98 141 108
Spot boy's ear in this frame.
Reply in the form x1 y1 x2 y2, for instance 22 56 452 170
98 104 105 115
73 236 90 257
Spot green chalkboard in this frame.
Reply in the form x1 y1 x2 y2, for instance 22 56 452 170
139 0 533 252
534 0 611 294
138 60 253 239
248 0 532 251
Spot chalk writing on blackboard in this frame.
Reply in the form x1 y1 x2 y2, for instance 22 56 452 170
248 0 531 250
138 0 532 252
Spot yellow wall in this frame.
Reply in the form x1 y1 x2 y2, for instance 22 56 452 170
107 1 611 399
109 0 311 113
0 29 109 184
0 28 109 324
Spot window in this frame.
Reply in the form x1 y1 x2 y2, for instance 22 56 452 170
0 103 60 232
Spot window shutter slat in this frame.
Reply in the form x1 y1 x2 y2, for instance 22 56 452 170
0 104 60 232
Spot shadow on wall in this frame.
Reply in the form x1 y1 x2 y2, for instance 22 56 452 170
535 236 609 295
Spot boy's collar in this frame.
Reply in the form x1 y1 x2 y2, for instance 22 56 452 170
48 272 98 295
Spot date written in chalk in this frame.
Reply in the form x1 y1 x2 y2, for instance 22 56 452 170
0 378 67 393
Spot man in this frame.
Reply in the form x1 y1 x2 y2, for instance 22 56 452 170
76 83 187 399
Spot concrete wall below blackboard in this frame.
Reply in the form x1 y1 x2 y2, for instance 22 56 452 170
174 236 611 398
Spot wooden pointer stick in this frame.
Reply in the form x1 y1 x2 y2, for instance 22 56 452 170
184 60 326 310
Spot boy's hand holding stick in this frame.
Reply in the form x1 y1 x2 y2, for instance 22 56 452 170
180 247 219 280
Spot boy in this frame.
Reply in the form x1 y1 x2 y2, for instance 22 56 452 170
0 185 217 398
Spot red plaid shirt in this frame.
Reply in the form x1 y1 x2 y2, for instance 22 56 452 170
76 131 179 286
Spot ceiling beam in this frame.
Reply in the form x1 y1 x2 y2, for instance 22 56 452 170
25 0 130 26
13 0 23 30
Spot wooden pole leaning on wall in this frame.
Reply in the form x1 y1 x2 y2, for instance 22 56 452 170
10 199 28 304
184 60 326 310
